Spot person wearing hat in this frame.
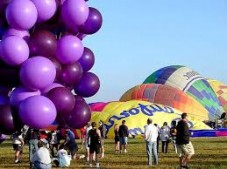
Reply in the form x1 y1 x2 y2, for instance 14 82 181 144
31 139 52 169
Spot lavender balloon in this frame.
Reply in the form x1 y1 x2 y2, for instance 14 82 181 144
1 36 29 66
3 28 30 41
65 99 91 129
19 95 57 129
60 62 83 87
20 56 56 90
6 0 38 30
80 7 103 35
10 86 41 107
78 47 95 72
61 0 89 26
32 0 57 22
55 35 84 64
73 72 100 97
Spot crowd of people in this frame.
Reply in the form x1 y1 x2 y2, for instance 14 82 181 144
10 113 195 169
144 113 195 169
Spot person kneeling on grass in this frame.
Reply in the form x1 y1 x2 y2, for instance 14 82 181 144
53 144 71 167
31 140 52 169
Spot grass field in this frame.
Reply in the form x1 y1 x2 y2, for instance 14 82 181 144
0 137 227 169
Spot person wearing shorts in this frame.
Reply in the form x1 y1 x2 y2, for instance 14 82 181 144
88 122 102 168
119 120 129 153
176 113 195 169
12 131 24 163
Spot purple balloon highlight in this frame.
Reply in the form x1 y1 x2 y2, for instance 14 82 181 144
41 83 63 94
32 0 57 22
78 47 95 72
73 72 100 97
10 86 41 107
80 7 103 35
55 35 84 64
1 36 29 66
19 95 57 129
20 56 56 90
6 0 38 30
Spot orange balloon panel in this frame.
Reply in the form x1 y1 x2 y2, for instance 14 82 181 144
120 84 209 121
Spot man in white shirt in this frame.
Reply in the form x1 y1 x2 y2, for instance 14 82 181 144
32 140 52 169
144 118 159 166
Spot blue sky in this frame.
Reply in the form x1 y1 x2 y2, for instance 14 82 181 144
84 0 227 103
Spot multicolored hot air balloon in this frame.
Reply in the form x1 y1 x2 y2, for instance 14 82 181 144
143 65 224 120
90 100 211 138
207 79 227 112
120 84 209 121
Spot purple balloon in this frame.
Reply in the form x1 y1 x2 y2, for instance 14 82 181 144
32 0 57 22
77 33 87 40
55 35 84 64
0 105 23 135
28 30 57 58
41 82 63 94
20 56 56 90
73 72 100 97
61 0 89 26
1 36 29 66
3 28 30 41
80 7 103 35
78 47 95 72
6 0 38 30
60 62 83 87
19 95 57 129
0 94 10 105
10 86 41 107
47 87 75 115
65 99 91 129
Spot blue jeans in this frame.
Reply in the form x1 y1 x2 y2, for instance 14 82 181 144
29 139 39 161
34 161 51 169
146 141 158 166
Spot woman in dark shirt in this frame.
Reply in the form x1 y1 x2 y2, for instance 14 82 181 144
114 124 120 153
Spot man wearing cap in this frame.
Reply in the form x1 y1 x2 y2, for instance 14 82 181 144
176 113 195 169
144 118 159 166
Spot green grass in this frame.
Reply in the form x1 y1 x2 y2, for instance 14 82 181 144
0 137 227 168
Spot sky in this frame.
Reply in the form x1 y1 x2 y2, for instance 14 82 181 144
83 0 227 103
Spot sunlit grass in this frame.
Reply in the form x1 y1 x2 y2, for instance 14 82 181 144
0 137 227 168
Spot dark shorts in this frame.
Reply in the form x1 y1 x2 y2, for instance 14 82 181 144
115 136 120 143
90 144 101 154
119 137 128 145
13 144 23 151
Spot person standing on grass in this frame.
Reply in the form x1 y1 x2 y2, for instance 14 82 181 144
64 129 78 160
170 120 177 153
160 122 170 153
12 131 24 164
176 113 195 169
119 120 129 153
144 118 159 166
84 122 92 162
98 120 106 158
114 124 120 153
88 122 102 168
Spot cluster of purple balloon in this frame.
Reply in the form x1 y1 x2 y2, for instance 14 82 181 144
0 0 103 135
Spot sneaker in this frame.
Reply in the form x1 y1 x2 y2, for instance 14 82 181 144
124 149 127 153
15 159 19 164
89 163 92 168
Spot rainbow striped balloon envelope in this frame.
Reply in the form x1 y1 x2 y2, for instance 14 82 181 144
120 84 209 121
143 65 224 120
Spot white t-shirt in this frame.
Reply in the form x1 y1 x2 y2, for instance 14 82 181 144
144 124 159 142
32 147 51 164
12 133 23 145
57 149 71 167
